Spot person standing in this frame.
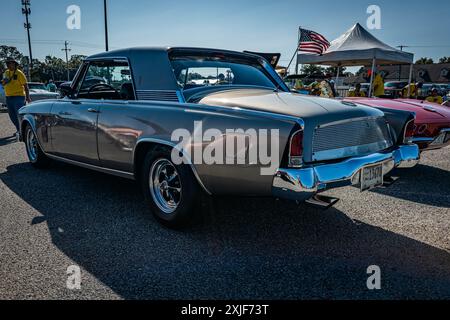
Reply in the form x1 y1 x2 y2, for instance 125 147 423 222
348 83 366 97
1 58 31 139
425 88 443 104
46 79 57 92
372 71 385 97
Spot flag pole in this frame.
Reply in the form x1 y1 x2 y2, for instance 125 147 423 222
286 27 301 76
295 26 300 75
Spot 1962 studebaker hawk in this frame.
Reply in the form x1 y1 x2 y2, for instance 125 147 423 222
18 47 420 227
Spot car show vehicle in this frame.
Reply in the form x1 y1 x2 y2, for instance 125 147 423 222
345 97 450 151
18 47 420 227
384 81 408 98
28 82 60 101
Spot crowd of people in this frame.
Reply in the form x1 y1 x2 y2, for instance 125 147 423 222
350 69 448 103
290 68 448 105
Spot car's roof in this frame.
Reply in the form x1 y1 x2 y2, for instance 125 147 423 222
86 47 259 61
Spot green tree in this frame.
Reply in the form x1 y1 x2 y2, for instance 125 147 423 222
438 56 450 64
415 57 434 64
300 64 325 77
325 66 347 77
69 54 87 70
0 45 24 64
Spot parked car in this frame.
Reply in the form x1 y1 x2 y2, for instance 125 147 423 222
418 83 448 98
18 47 419 227
436 83 449 96
28 82 59 101
384 81 408 98
345 97 450 151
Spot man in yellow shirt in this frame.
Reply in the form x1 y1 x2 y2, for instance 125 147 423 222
1 58 31 137
348 83 366 97
402 82 423 99
425 88 443 104
372 72 385 97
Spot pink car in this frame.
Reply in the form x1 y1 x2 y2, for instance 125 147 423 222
345 98 450 151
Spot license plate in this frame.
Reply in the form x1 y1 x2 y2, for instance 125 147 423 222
361 164 383 192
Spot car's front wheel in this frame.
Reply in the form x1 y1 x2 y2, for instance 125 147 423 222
24 124 50 168
141 148 200 228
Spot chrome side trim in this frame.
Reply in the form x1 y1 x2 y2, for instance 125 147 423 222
133 138 212 195
45 154 135 180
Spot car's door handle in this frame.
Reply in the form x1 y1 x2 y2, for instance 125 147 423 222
87 108 100 113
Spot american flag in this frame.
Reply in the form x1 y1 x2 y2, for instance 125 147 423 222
298 28 330 55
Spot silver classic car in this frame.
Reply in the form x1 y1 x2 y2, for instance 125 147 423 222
18 47 419 227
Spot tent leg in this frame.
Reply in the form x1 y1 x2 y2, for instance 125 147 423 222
368 58 376 98
407 64 413 98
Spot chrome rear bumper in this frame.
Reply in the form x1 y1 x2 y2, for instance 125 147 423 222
272 144 419 202
412 128 450 151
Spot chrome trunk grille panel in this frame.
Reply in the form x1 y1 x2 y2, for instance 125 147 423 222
312 117 393 162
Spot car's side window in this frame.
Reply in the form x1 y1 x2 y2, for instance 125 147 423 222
76 59 135 101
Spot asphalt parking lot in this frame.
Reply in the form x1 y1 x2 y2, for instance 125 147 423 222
0 112 449 300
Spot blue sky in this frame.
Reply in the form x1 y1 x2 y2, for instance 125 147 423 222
1 0 449 69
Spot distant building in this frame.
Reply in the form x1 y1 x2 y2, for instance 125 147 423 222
344 63 450 85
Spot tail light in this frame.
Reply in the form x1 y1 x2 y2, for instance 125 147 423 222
289 130 304 167
403 119 415 144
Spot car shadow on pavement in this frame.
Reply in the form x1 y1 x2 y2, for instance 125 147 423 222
370 164 450 208
0 135 16 147
1 161 450 299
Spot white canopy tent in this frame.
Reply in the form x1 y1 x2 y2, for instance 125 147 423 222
296 23 415 97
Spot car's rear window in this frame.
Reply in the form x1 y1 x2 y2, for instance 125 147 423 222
169 53 276 90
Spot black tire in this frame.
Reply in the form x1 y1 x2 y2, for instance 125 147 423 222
24 123 50 168
141 147 200 228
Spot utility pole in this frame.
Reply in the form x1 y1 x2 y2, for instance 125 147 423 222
104 0 109 51
21 0 33 80
62 41 71 81
397 45 409 81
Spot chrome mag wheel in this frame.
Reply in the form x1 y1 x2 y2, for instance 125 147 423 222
149 158 182 214
26 128 38 162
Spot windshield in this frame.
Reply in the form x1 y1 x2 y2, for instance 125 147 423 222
170 54 276 90
28 83 47 90
385 82 406 89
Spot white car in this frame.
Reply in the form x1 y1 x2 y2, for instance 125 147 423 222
27 82 59 101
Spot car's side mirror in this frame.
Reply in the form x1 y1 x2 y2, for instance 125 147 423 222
59 82 73 98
